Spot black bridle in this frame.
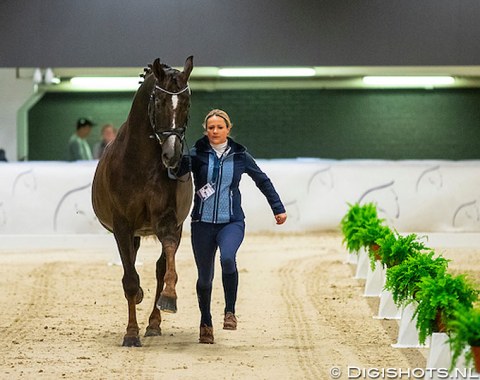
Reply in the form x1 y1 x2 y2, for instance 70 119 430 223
148 83 190 144
148 82 191 179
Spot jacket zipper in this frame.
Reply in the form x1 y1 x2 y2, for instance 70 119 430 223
212 159 223 223
198 196 204 216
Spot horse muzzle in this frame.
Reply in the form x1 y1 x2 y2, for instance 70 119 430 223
161 135 183 169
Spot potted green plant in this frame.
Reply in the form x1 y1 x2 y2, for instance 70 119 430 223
340 202 382 254
448 306 480 372
413 273 478 345
384 250 449 307
354 219 391 270
375 231 428 269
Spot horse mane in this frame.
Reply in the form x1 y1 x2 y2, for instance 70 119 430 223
138 64 153 85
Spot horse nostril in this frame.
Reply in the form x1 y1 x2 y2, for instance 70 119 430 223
162 151 178 168
162 157 171 168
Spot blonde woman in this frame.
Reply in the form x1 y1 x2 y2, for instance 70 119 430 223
189 109 287 344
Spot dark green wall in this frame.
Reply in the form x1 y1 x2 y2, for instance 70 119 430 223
28 88 480 160
28 92 134 161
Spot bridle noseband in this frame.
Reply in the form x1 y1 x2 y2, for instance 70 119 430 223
148 83 190 144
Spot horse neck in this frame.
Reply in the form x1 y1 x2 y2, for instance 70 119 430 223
116 74 162 164
125 74 156 138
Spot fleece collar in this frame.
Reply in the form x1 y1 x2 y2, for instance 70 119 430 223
194 136 246 154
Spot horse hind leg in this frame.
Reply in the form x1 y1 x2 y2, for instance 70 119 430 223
133 236 144 304
145 252 166 337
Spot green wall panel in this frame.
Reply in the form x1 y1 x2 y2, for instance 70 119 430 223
28 88 480 161
28 92 134 161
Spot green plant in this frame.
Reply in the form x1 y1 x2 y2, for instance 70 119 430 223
340 202 384 253
413 273 478 345
376 231 428 269
447 306 480 371
384 251 449 307
340 202 376 253
356 221 391 270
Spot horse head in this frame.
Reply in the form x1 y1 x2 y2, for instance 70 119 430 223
148 56 193 169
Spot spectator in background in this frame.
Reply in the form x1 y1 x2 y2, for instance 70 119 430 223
0 148 7 162
67 117 95 161
93 123 117 159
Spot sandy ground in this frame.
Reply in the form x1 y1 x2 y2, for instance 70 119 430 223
1 232 480 380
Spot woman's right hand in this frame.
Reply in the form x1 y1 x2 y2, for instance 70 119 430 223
275 213 287 225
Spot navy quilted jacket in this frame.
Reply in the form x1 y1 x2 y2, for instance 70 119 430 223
190 136 285 224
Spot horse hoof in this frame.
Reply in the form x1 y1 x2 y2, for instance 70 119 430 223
122 336 142 347
144 326 162 337
156 295 177 313
135 287 144 304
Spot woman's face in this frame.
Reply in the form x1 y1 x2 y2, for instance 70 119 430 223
102 126 116 143
205 115 229 145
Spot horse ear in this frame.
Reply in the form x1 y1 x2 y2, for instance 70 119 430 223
152 58 165 82
182 56 194 80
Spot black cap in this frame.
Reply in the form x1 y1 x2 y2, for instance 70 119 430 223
76 117 96 129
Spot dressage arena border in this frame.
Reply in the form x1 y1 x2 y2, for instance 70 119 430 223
4 159 480 236
345 232 480 376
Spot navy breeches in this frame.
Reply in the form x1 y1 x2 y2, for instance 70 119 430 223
191 220 245 325
191 220 245 279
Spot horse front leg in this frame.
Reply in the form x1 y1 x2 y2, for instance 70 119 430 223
145 252 166 337
151 214 182 314
114 226 143 347
156 238 179 313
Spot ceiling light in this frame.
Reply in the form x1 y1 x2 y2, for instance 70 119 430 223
362 76 455 87
218 67 316 77
70 77 141 90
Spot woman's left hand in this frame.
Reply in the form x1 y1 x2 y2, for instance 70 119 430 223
274 213 287 225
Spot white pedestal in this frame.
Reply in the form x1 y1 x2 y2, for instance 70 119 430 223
346 250 359 265
363 260 385 297
424 335 480 379
374 290 402 319
347 252 358 264
425 333 451 379
448 349 480 380
392 302 430 348
354 247 369 279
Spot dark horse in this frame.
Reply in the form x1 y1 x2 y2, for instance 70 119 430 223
92 56 194 347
